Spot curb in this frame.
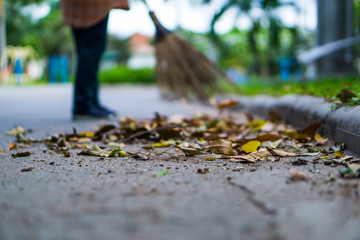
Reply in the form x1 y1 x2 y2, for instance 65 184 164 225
230 95 360 155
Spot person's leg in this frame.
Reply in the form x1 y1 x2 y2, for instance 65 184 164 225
72 16 112 116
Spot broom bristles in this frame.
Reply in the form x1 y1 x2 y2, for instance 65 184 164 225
154 33 234 102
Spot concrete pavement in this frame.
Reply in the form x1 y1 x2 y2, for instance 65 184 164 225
1 85 360 240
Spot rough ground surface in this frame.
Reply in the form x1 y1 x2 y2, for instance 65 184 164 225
1 85 360 240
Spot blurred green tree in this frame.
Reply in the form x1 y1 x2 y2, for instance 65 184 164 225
203 0 299 76
6 0 73 58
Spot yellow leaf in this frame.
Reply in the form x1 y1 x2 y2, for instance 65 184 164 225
209 139 235 156
241 140 261 153
314 134 327 145
79 131 95 138
335 150 344 158
151 142 170 148
247 119 267 131
204 156 215 161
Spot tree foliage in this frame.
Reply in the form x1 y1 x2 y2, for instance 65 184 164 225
202 0 300 75
5 0 73 58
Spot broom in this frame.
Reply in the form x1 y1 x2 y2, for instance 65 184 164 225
141 0 234 101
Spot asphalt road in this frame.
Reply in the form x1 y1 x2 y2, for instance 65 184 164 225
0 85 359 240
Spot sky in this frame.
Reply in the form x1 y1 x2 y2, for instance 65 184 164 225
25 0 317 38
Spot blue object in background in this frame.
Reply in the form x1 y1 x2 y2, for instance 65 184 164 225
14 58 24 85
60 55 69 83
279 57 292 82
49 54 69 83
226 67 249 85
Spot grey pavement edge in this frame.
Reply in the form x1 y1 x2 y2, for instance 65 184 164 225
228 94 360 155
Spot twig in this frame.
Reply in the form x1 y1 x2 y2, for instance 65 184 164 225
119 124 190 143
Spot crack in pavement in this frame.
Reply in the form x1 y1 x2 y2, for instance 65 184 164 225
227 178 278 216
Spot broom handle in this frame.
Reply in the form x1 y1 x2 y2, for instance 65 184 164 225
141 0 151 11
141 0 162 27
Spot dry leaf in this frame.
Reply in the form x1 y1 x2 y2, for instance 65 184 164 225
79 131 95 138
346 163 360 172
9 143 18 150
229 149 272 163
298 120 322 136
107 142 126 148
254 133 281 142
267 148 297 157
204 156 215 161
177 146 202 155
330 142 345 152
337 89 357 103
261 139 282 149
12 152 31 158
209 139 235 156
283 141 302 153
247 119 267 131
241 140 261 153
197 168 211 174
335 150 345 158
217 99 239 111
268 109 282 122
289 169 308 181
0 148 8 155
79 145 126 157
314 134 328 145
4 126 26 136
21 167 35 172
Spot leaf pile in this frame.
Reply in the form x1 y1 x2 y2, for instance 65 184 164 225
3 102 359 178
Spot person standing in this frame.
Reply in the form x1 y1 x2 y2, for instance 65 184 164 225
61 0 129 119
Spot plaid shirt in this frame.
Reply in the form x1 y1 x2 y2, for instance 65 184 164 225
61 0 129 28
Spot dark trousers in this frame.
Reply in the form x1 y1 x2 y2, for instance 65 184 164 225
72 16 109 112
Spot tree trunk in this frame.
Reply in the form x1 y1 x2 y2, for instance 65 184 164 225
317 0 355 75
0 0 6 82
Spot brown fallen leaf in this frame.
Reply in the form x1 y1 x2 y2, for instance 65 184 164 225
12 152 31 158
298 120 322 136
254 133 282 142
266 148 297 157
229 149 272 163
337 89 357 104
21 167 35 172
289 169 308 181
268 109 282 122
9 143 18 150
217 99 239 111
197 168 211 174
209 139 235 156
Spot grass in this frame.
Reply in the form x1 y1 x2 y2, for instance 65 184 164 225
235 76 360 101
99 66 155 84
